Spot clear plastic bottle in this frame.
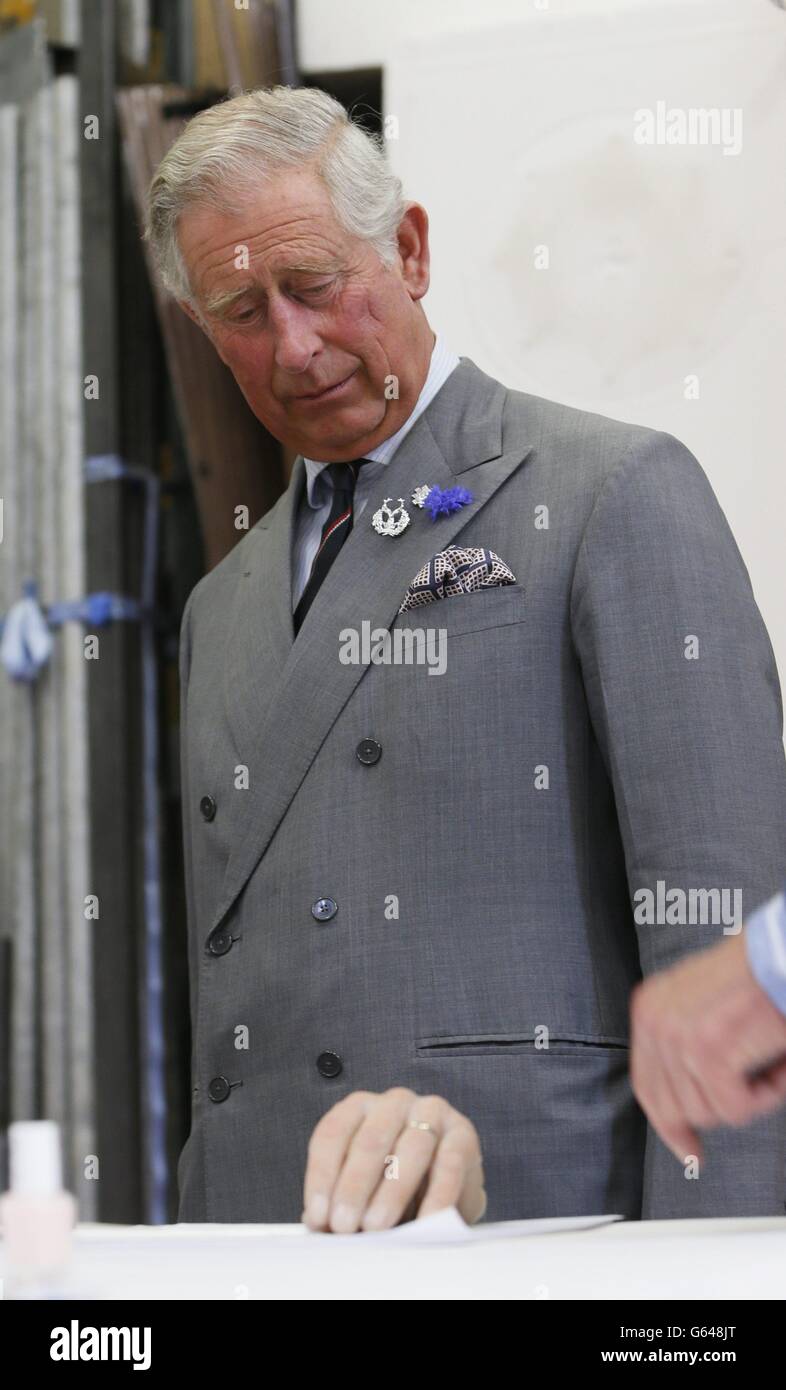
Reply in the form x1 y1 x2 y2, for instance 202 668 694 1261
0 1120 77 1298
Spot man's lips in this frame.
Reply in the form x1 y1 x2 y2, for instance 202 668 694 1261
293 368 358 402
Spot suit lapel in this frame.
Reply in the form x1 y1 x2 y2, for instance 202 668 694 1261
215 358 533 934
221 457 303 738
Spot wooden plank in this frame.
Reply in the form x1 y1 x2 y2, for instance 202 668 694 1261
116 83 283 570
192 0 226 90
272 0 299 86
15 61 49 1124
37 0 81 47
56 71 96 1222
34 77 72 1176
0 17 48 105
234 0 285 89
116 0 150 71
0 102 20 1158
116 128 199 1220
212 0 243 93
79 0 143 1224
212 0 297 95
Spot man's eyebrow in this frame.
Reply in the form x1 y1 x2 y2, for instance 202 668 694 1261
283 260 344 275
203 263 344 317
203 285 254 316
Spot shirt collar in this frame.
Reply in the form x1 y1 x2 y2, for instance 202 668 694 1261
302 330 460 509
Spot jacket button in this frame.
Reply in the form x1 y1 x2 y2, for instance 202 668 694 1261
311 897 338 922
207 929 233 957
316 1051 343 1079
356 738 381 765
207 1075 231 1103
200 795 216 822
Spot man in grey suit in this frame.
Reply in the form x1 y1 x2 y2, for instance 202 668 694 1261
146 86 786 1231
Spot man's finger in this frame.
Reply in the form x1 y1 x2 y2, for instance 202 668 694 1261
359 1100 449 1231
324 1087 417 1232
631 989 706 1164
301 1091 374 1229
633 1033 703 1164
415 1117 485 1222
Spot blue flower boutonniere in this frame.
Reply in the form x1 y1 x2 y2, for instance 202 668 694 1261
411 483 474 520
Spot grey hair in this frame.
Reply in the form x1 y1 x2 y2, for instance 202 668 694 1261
144 85 405 306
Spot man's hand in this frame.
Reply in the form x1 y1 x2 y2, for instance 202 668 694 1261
630 932 786 1163
301 1087 486 1233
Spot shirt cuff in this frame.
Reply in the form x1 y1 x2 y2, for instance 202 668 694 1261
745 890 786 1017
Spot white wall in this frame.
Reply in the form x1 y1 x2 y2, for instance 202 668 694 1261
298 0 698 73
299 0 786 719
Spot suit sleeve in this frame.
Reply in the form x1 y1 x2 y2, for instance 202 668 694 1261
570 429 786 1217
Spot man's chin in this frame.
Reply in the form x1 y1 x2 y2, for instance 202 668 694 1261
291 409 387 458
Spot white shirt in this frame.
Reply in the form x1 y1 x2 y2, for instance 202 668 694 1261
291 332 461 610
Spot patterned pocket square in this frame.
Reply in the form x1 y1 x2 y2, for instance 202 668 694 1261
398 545 518 613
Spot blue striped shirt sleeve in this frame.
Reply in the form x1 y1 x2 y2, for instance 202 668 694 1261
745 888 786 1017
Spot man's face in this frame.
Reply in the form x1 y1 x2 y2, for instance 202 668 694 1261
176 167 432 460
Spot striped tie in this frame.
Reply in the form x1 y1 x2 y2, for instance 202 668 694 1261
293 459 370 636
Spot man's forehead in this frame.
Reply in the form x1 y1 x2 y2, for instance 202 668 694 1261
180 192 349 286
184 168 337 240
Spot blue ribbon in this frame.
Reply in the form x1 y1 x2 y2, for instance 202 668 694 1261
0 582 144 682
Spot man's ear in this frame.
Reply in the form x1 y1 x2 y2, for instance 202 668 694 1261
396 201 430 302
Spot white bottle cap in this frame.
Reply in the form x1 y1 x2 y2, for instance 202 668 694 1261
8 1121 63 1195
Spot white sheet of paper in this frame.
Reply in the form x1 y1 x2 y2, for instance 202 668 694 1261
308 1208 624 1245
77 1208 624 1247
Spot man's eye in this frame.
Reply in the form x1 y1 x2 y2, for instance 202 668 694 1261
298 282 333 298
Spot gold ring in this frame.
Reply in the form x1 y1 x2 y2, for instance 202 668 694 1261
408 1119 438 1138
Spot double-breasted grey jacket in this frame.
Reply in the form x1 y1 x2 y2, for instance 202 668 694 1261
176 356 786 1223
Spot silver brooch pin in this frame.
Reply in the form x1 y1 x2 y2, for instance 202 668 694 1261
411 484 433 508
371 496 410 537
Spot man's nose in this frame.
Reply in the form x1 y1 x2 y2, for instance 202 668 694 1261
270 300 322 375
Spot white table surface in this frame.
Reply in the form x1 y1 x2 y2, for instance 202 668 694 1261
4 1214 786 1300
